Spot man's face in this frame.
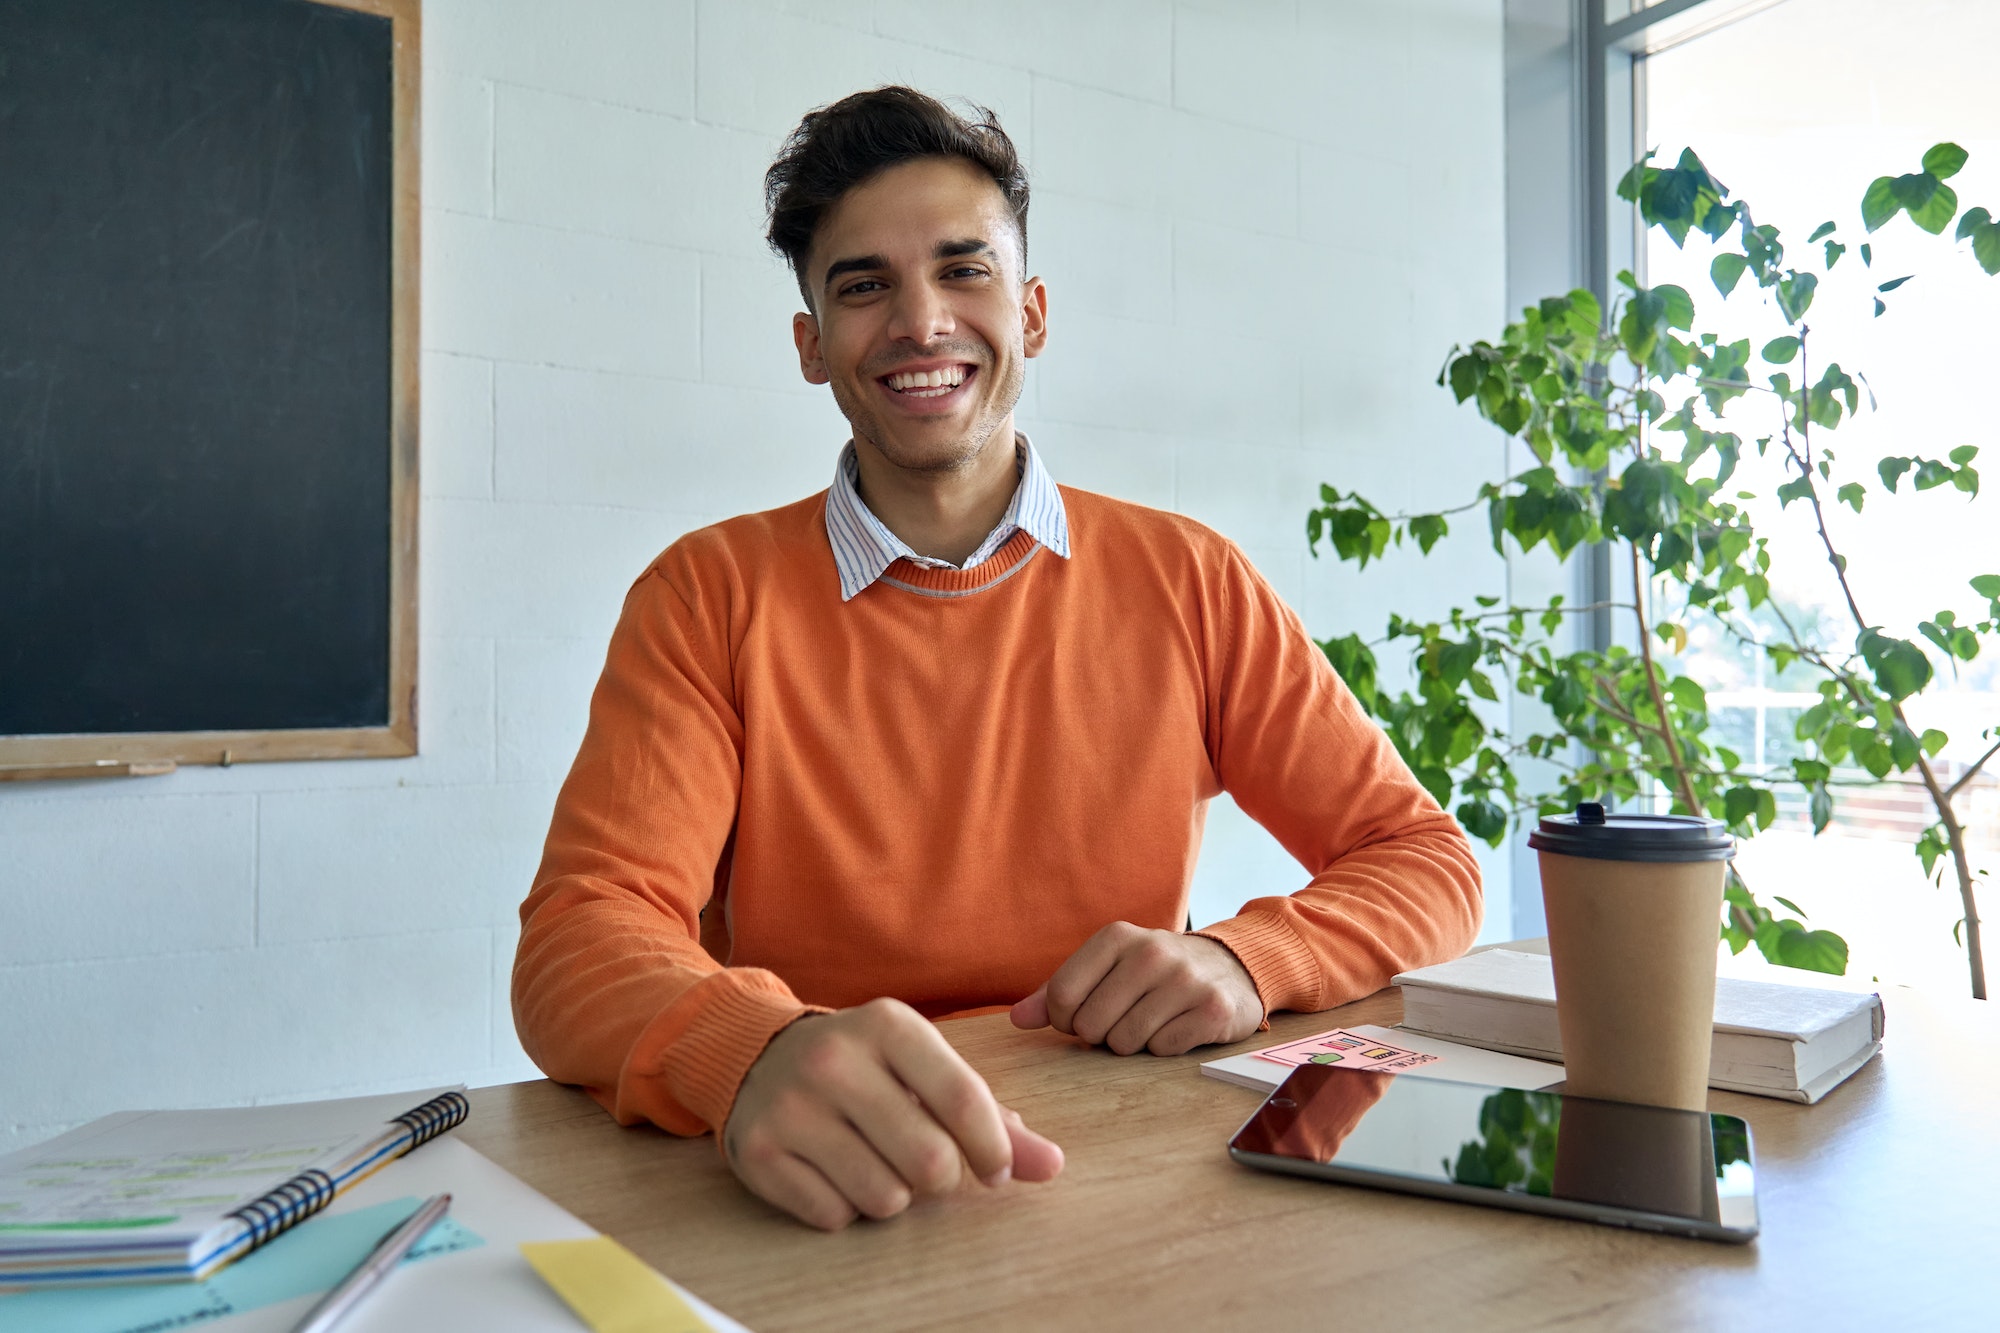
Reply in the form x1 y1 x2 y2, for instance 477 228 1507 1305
793 156 1047 474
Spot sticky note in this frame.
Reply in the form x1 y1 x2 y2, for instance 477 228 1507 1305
1251 1027 1442 1074
521 1236 714 1333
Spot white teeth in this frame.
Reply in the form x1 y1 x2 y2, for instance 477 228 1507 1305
886 366 968 392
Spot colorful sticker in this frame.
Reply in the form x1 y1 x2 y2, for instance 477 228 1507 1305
1250 1028 1441 1074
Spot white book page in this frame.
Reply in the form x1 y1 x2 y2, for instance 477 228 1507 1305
0 1088 457 1241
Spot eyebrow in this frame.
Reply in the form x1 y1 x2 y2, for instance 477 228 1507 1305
820 238 999 294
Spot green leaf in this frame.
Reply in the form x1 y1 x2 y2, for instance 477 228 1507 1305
1809 783 1834 834
1723 785 1761 829
1837 482 1866 513
1877 275 1914 293
1969 223 2000 277
1910 179 1960 234
1889 722 1921 771
1710 251 1748 296
1776 271 1818 323
1970 574 2000 598
1775 475 1815 508
1455 797 1509 846
1950 445 1979 465
1774 895 1807 916
1448 354 1484 404
1861 176 1900 231
1319 633 1380 713
1856 627 1935 701
1668 676 1707 714
1922 142 1969 180
1413 765 1453 808
1409 513 1449 553
1890 171 1939 213
1921 728 1950 757
1763 925 1848 975
1957 206 1992 240
1807 221 1837 242
1860 242 1873 266
1913 458 1955 490
1879 457 1914 492
1658 284 1695 331
1760 336 1800 364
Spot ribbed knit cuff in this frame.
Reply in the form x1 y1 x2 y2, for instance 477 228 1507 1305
626 970 830 1138
1195 909 1322 1017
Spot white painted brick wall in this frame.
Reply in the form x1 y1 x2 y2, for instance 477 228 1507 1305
0 0 1509 1152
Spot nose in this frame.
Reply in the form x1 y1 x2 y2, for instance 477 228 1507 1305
883 275 955 346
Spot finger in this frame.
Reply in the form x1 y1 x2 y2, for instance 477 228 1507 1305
1145 1000 1231 1057
1102 983 1200 1057
1068 943 1178 1047
788 1113 916 1220
876 1011 1014 1185
1002 1107 1065 1182
1042 923 1143 1034
1010 985 1050 1030
741 1149 860 1231
834 1062 969 1197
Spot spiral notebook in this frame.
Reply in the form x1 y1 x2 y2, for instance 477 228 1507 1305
0 1086 467 1288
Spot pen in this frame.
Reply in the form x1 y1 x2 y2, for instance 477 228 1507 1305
289 1192 452 1333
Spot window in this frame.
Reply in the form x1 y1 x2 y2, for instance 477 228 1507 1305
1634 0 1998 985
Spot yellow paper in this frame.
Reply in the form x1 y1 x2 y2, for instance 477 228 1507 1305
520 1236 715 1333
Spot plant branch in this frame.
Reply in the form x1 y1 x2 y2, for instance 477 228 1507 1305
1628 542 1706 816
1944 738 2000 800
1779 328 1984 998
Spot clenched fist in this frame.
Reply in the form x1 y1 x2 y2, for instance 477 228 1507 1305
723 997 1064 1230
1010 923 1264 1055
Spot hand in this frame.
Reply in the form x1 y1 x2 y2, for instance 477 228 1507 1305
1010 923 1264 1056
722 998 1064 1231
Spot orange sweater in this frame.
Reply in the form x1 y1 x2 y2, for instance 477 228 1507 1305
513 488 1482 1137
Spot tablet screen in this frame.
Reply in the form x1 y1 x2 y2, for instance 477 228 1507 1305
1230 1064 1757 1235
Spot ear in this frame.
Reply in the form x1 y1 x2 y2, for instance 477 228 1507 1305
1020 276 1049 360
793 310 829 385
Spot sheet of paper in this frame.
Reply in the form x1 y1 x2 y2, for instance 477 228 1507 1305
1251 1028 1442 1073
0 1136 360 1231
523 1237 716 1333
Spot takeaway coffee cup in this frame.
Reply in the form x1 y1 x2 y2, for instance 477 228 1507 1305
1528 802 1734 1111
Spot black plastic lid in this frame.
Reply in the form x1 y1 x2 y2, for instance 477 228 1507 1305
1526 801 1734 863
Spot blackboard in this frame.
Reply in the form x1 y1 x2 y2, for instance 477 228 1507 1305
0 0 419 771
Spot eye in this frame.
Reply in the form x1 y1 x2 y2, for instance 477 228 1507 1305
946 265 989 279
839 278 886 297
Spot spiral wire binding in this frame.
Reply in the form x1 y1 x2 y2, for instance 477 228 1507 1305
225 1166 336 1249
218 1090 466 1261
391 1089 469 1147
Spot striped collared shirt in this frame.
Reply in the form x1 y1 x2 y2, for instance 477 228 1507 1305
824 434 1071 601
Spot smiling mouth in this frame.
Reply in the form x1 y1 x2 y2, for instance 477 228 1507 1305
881 364 974 398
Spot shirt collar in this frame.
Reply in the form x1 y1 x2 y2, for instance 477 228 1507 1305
824 433 1070 602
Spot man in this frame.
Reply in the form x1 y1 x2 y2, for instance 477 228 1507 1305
513 87 1481 1231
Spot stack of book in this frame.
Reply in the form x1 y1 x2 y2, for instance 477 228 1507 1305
1392 949 1884 1103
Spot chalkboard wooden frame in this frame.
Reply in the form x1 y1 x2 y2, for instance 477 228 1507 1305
0 0 422 776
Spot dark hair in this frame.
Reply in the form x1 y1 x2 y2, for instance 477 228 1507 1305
764 86 1030 307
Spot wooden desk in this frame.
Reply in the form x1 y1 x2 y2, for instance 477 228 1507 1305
462 987 1999 1331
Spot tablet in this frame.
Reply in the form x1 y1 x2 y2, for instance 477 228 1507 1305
1228 1064 1758 1243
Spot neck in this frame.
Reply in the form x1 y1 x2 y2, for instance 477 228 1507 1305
851 421 1020 565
